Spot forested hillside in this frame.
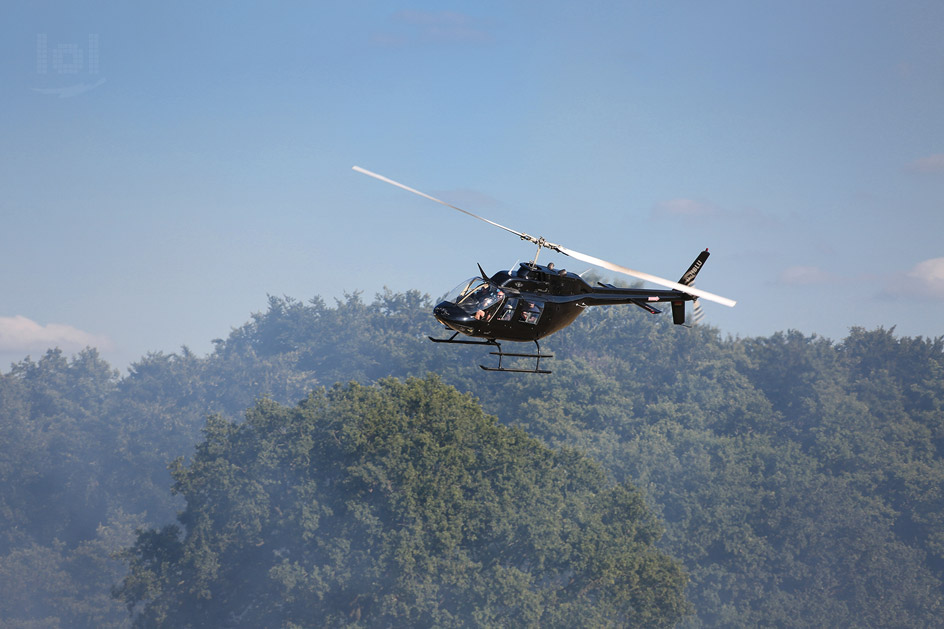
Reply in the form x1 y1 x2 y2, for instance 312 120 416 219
116 377 689 627
1 290 942 627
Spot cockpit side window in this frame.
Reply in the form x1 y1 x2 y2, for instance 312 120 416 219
449 281 503 318
496 298 519 321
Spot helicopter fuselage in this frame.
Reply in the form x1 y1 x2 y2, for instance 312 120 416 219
433 262 696 343
352 166 732 372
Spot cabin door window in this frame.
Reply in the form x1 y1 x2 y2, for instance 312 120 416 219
496 298 519 321
519 301 544 325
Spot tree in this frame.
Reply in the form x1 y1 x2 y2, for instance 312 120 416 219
4 290 944 627
117 376 690 628
0 349 119 549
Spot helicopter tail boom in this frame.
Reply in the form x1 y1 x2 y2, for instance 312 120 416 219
558 246 736 307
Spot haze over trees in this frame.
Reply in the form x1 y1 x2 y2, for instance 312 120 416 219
117 377 689 627
1 290 942 627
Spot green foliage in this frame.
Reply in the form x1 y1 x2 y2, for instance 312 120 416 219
117 376 689 627
0 511 143 628
2 291 944 627
0 349 119 550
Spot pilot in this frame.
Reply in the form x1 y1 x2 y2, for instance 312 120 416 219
474 289 504 320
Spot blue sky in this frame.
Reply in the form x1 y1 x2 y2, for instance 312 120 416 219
2 1 942 372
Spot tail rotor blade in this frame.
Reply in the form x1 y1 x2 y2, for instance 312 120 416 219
692 299 705 325
691 284 705 325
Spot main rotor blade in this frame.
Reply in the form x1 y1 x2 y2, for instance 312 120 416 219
353 166 534 243
558 246 737 307
353 165 736 307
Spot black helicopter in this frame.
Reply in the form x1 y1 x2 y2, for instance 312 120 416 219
354 166 736 373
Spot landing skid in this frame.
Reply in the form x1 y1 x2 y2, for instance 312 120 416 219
428 333 496 346
428 333 553 374
481 340 553 374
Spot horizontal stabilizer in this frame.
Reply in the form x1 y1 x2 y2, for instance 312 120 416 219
629 299 662 314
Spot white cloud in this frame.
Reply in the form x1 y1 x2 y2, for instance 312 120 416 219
778 265 838 286
906 154 944 175
904 257 944 298
0 315 113 355
883 257 944 300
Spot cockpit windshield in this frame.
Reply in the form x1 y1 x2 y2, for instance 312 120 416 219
443 278 505 316
443 278 482 305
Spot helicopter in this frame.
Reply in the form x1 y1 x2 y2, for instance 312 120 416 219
353 166 736 373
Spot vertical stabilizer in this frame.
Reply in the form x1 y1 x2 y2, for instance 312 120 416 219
674 250 711 325
678 249 711 286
